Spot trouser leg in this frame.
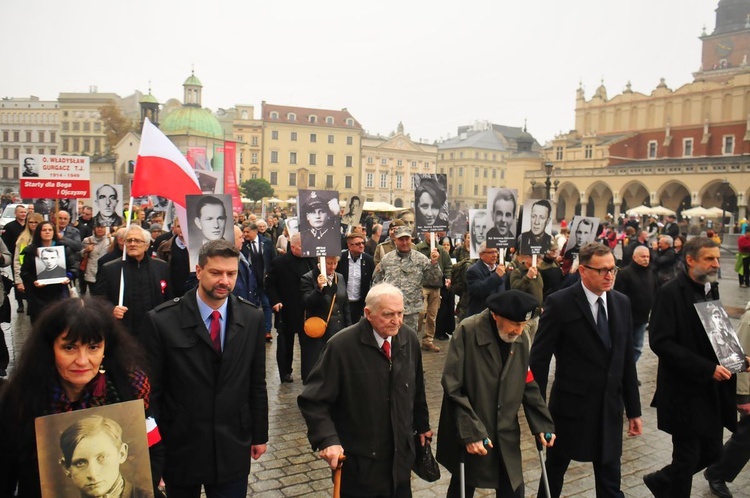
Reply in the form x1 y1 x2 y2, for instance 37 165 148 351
421 287 439 345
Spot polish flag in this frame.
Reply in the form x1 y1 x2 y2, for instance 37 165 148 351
146 416 162 447
132 118 202 207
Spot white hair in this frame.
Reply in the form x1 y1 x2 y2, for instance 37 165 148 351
365 283 403 311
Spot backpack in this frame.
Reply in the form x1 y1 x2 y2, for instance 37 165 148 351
450 258 474 297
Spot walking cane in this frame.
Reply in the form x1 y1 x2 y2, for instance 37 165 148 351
458 449 466 498
332 455 346 498
537 433 553 498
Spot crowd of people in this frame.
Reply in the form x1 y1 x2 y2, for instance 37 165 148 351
0 201 748 498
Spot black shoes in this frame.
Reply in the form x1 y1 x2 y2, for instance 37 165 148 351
643 472 668 498
704 470 733 498
16 304 23 313
265 332 273 343
280 374 293 383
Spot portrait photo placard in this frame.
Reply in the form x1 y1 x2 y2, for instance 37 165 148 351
341 195 364 234
564 216 600 255
35 246 67 284
34 400 154 498
518 198 553 255
91 184 124 228
468 209 489 259
413 174 449 232
695 301 748 373
485 188 518 249
186 194 234 268
298 189 341 257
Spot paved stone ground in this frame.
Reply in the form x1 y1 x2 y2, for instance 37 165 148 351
3 248 750 496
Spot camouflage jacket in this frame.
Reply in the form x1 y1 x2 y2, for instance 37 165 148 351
373 249 442 315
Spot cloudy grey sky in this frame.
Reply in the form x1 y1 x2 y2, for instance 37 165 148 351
1 0 719 145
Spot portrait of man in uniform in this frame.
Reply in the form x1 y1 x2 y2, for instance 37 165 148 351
298 189 341 257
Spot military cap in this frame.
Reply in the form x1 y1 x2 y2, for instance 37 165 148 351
394 226 412 238
304 191 327 210
486 290 539 322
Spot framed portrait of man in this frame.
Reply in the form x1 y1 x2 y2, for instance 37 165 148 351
564 216 600 256
468 209 489 259
298 189 341 257
34 400 154 498
35 246 68 284
185 194 234 268
485 188 518 250
91 184 124 228
518 198 553 255
413 174 449 232
695 301 748 373
341 196 364 234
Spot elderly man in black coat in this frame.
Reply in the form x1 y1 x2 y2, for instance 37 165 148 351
140 240 268 497
530 243 642 498
298 283 431 497
266 232 316 383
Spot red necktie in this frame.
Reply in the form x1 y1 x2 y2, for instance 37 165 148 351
382 340 391 360
210 310 222 352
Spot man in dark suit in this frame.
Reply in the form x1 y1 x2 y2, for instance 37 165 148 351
645 237 748 497
241 222 276 340
530 242 642 498
465 242 507 317
266 232 316 383
336 232 375 324
93 225 172 335
141 240 268 498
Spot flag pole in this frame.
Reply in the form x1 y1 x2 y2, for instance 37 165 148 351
118 195 134 307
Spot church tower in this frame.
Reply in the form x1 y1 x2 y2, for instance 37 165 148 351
696 0 750 82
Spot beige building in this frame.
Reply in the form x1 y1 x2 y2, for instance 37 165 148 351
361 122 437 208
437 121 542 210
260 102 362 203
0 96 60 193
58 89 123 157
216 104 263 184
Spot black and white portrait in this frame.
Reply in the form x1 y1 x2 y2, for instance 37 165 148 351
185 194 234 268
564 216 600 256
469 209 489 259
34 400 154 498
695 301 747 373
21 156 40 177
518 198 553 255
413 174 449 232
35 246 67 284
91 184 124 228
298 189 341 257
196 171 222 194
485 188 518 250
340 196 364 234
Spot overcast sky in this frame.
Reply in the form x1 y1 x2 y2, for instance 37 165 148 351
1 0 720 145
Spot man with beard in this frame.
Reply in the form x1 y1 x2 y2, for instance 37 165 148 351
141 240 268 497
645 237 750 497
266 233 316 383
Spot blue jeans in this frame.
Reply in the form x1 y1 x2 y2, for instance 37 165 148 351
633 322 647 363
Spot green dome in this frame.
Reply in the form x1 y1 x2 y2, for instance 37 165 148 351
140 92 159 104
160 106 223 139
183 74 203 87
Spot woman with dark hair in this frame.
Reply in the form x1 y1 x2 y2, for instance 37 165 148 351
436 236 456 340
0 297 162 497
415 177 448 228
20 221 77 322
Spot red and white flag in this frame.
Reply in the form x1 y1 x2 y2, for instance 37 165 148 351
132 118 202 207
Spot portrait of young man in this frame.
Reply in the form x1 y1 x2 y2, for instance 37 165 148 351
185 193 235 268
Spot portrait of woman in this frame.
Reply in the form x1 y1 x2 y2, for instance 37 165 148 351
414 175 448 232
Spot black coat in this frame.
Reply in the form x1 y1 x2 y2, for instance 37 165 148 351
93 256 172 334
301 270 351 337
298 318 430 495
649 271 736 436
265 252 316 335
613 262 657 325
140 291 268 486
465 260 505 317
19 243 76 321
335 250 375 302
529 282 641 463
652 246 677 285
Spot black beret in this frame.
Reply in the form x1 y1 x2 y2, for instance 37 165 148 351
486 290 539 322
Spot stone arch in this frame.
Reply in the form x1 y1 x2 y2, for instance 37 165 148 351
619 180 650 215
655 180 691 211
555 182 580 222
583 182 614 219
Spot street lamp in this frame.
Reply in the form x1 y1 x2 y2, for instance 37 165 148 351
721 179 730 235
544 162 554 200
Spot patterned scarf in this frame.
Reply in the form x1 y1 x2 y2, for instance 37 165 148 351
48 369 151 414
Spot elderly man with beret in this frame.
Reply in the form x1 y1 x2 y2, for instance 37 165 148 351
437 290 555 497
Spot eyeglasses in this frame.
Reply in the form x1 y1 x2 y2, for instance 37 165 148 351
348 241 365 246
582 265 618 276
125 238 146 245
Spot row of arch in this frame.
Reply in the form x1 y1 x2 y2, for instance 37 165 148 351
529 179 749 222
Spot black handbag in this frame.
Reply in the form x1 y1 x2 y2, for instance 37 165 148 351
412 435 440 482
